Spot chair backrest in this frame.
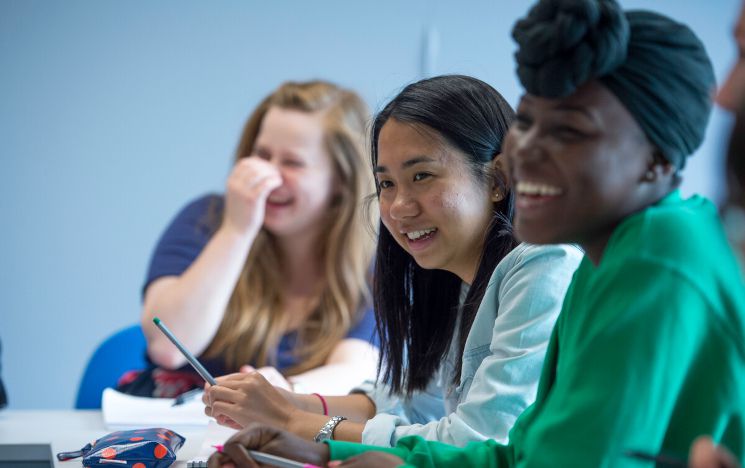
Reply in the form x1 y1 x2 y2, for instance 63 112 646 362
75 324 147 409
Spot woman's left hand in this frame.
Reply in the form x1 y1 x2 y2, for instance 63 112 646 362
203 371 298 430
207 423 329 468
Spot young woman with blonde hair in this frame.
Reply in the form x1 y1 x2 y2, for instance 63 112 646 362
125 80 378 398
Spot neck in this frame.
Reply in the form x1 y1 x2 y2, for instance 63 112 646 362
581 236 612 266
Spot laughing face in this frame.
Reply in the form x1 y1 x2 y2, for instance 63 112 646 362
504 81 663 263
375 119 495 283
252 106 337 238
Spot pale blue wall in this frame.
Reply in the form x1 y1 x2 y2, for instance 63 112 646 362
0 0 739 409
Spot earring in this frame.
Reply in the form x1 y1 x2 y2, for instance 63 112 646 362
643 169 656 182
491 191 503 202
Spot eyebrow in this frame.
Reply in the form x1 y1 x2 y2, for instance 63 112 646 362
520 95 600 124
552 104 600 123
374 156 437 173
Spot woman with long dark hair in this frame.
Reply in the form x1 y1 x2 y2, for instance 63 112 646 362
202 75 581 447
205 1 745 467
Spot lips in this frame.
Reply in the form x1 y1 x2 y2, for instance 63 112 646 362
266 195 293 207
398 227 438 252
515 181 564 197
405 227 437 240
514 180 564 212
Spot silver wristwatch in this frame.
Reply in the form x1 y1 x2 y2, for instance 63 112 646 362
313 416 348 443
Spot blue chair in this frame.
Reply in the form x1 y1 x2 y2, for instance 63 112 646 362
75 324 148 409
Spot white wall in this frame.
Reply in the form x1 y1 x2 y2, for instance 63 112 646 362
0 0 739 409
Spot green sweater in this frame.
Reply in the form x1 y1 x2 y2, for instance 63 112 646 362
329 191 745 467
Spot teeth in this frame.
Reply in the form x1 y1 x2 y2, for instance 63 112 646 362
516 181 563 196
406 228 436 240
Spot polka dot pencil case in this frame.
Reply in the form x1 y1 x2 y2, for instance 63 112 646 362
56 427 185 468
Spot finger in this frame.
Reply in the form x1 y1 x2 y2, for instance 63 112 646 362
240 365 255 373
217 372 254 383
211 400 244 423
207 452 234 468
222 441 259 468
250 175 283 199
226 417 243 430
208 383 251 404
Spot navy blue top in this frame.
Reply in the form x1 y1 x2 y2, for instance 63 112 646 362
144 194 378 376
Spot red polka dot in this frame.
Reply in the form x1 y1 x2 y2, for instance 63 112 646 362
133 464 146 468
153 443 167 459
129 437 144 441
101 447 117 459
157 433 170 440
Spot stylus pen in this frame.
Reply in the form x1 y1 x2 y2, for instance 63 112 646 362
152 317 217 386
214 445 322 468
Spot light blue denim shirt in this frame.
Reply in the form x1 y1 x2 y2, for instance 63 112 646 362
354 243 582 447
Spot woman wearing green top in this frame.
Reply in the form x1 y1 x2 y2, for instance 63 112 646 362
206 0 745 467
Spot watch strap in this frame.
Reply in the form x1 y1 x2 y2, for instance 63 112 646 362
313 416 348 443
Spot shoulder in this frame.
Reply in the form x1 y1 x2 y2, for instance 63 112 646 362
177 193 223 219
490 243 583 287
165 193 223 233
606 193 741 296
613 193 724 265
478 243 581 321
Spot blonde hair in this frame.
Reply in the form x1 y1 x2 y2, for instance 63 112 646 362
203 81 375 375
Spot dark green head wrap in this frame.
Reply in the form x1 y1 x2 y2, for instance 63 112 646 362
512 0 716 169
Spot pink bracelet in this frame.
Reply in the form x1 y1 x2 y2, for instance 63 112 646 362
312 392 328 416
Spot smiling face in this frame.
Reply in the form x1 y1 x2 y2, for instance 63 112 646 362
253 106 337 238
375 119 495 283
504 81 667 263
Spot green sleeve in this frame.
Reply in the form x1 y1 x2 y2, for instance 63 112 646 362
516 258 711 467
327 440 410 461
328 436 513 467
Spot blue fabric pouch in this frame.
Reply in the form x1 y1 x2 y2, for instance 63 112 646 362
56 427 185 468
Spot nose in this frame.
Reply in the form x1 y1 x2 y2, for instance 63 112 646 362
388 189 419 221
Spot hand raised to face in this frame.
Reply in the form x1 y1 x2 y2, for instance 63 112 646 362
223 156 283 239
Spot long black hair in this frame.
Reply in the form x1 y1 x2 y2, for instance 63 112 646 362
372 75 518 396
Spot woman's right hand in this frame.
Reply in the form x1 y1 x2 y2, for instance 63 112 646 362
222 156 282 238
203 371 300 430
207 423 329 468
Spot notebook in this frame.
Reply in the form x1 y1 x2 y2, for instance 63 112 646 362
101 388 210 431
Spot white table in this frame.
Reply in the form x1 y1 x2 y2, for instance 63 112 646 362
0 410 205 467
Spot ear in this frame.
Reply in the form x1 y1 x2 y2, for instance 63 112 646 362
490 153 508 201
641 150 675 183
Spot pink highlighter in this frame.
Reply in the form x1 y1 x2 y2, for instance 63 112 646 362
213 445 323 468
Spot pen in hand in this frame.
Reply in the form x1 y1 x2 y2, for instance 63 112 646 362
152 317 217 386
213 445 322 468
